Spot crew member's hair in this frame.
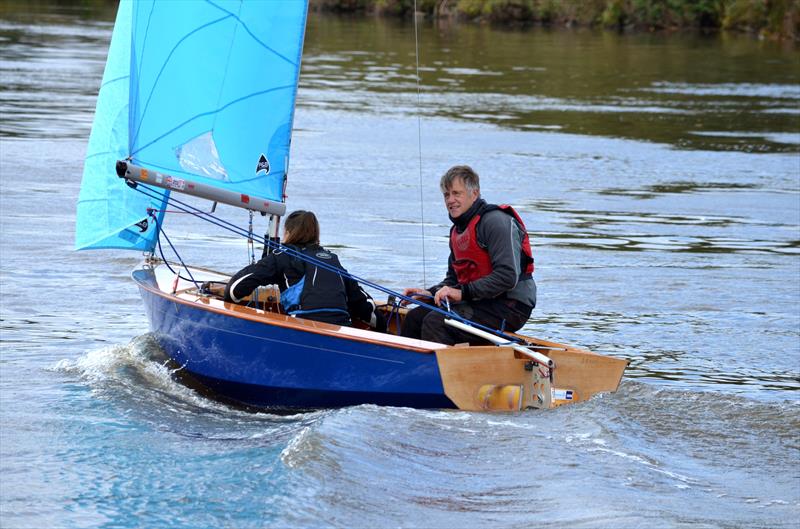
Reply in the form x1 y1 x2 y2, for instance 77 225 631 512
283 210 320 245
440 165 480 193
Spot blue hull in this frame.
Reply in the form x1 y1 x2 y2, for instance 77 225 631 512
133 267 455 410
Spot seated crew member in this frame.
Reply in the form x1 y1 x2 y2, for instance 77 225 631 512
400 165 536 345
225 210 385 330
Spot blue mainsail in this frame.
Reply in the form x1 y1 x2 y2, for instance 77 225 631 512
76 0 309 251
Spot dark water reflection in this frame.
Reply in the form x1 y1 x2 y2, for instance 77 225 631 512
0 5 111 139
300 15 799 153
2 6 797 153
599 181 761 197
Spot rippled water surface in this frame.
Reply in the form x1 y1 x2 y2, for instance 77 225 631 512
1 3 799 528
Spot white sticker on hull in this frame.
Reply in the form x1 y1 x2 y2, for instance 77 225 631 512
552 388 574 401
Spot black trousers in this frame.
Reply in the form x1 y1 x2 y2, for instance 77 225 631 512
400 298 532 345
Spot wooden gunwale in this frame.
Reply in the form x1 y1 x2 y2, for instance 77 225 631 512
137 262 616 363
135 270 446 353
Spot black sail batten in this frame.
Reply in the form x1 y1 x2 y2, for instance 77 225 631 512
116 160 287 216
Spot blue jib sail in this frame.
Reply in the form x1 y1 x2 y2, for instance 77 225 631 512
76 0 309 251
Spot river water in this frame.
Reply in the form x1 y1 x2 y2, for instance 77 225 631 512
1 3 799 528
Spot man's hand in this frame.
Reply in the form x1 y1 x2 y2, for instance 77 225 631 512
434 285 462 307
401 287 432 306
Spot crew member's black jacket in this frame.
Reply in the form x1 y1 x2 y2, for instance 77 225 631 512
224 244 382 328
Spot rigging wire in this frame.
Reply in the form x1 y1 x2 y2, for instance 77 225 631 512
149 212 200 289
246 209 263 309
413 0 427 287
129 182 524 345
247 210 256 264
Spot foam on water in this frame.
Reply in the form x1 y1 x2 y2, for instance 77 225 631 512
49 334 330 434
51 334 219 411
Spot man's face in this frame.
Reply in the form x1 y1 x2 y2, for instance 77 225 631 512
443 177 479 218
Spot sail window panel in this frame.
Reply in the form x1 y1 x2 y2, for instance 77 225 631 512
176 131 228 182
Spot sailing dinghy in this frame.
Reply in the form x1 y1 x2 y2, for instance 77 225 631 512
76 0 626 412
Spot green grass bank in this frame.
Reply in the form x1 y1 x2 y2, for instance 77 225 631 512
310 0 800 40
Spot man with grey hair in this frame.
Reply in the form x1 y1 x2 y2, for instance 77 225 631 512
401 165 536 345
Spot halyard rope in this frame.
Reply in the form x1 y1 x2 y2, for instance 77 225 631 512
413 0 427 287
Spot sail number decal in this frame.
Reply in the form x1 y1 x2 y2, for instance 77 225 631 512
165 176 186 191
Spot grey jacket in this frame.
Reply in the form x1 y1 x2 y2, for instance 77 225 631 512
430 206 536 308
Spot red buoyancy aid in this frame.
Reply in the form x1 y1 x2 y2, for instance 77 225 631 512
450 204 534 285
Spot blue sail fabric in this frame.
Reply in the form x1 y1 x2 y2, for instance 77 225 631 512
76 0 309 251
75 0 163 251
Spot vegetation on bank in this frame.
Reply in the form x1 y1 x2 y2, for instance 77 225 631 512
310 0 800 40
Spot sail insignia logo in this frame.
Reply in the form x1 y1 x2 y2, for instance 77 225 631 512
256 154 270 176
